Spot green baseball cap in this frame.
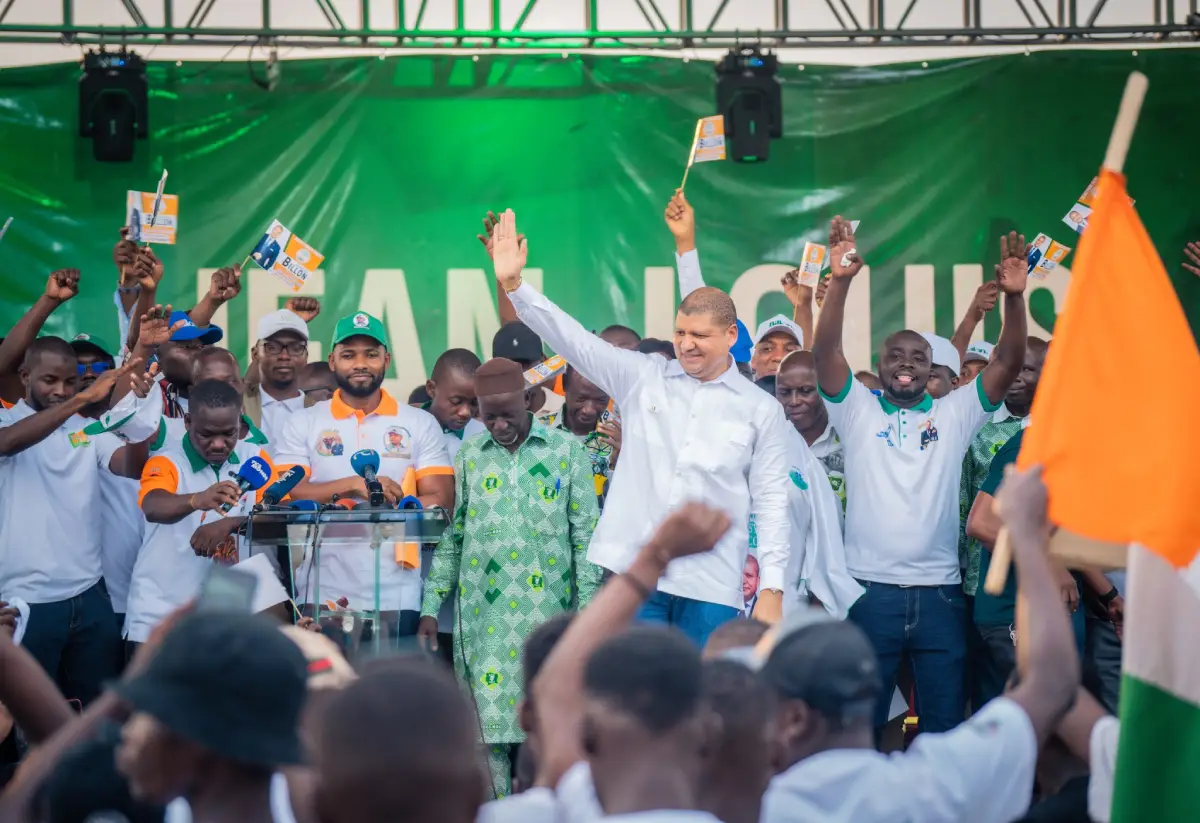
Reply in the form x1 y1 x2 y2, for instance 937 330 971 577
331 311 388 349
70 332 118 359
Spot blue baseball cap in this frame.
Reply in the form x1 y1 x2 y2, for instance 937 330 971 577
169 310 223 344
730 320 752 364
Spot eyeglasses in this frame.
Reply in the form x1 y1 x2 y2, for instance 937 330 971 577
263 341 309 357
302 387 334 401
77 362 112 376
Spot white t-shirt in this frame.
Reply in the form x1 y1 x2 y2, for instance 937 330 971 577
260 391 308 448
99 470 144 614
0 401 122 603
760 696 1037 823
823 375 995 585
477 760 601 823
166 772 296 823
601 814 722 822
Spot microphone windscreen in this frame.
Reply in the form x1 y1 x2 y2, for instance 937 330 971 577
287 499 321 511
237 455 273 491
397 495 423 511
349 449 381 479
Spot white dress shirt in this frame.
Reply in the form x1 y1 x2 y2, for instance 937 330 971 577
259 390 308 447
760 696 1036 823
507 282 791 608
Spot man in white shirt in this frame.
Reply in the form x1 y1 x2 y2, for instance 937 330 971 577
0 337 144 705
812 219 1029 733
758 464 1079 823
490 209 791 645
245 304 320 445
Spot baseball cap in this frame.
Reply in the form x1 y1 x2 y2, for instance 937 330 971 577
964 340 994 364
110 612 308 768
257 309 309 342
492 321 544 363
756 609 881 719
730 320 752 364
754 314 804 348
168 311 224 345
919 332 961 375
70 332 118 360
331 311 388 349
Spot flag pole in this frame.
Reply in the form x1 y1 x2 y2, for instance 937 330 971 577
679 118 702 192
983 70 1148 598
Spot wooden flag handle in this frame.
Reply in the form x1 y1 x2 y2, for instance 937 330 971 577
983 528 1013 595
680 118 703 191
1102 72 1148 174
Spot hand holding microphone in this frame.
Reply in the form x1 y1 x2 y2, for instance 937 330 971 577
216 455 272 514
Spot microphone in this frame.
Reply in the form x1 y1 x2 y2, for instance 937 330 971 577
287 498 320 524
349 449 386 508
262 466 307 506
396 495 423 510
220 455 272 514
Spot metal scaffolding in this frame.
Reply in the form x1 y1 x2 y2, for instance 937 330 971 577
0 0 1197 49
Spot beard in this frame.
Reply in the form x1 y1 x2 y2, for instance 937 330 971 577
336 371 385 398
888 376 926 401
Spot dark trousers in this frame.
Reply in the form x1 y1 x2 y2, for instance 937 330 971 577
636 590 739 648
22 581 121 707
848 581 967 734
1084 616 1122 713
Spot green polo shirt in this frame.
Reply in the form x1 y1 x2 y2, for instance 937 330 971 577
973 430 1023 625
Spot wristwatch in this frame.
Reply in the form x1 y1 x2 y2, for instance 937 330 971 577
1097 586 1120 606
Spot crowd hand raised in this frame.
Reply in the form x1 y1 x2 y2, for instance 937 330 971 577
44 268 80 304
815 273 830 308
491 209 529 289
114 227 139 282
191 480 243 512
647 503 731 563
1183 241 1200 276
130 362 160 399
208 264 242 303
664 189 696 246
828 216 864 279
780 269 813 310
137 304 185 350
997 231 1030 295
131 246 164 291
285 296 321 323
476 210 525 262
971 280 1000 320
77 358 142 405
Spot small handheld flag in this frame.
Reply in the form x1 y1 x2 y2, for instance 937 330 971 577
149 169 168 231
248 219 324 293
680 115 726 191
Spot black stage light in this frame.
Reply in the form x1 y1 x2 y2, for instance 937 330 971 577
79 48 148 163
715 47 782 163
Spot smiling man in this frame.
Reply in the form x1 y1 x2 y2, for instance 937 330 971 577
812 218 1028 734
490 209 790 646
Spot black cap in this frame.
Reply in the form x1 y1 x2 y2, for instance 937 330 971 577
111 612 309 768
759 613 880 719
492 321 544 364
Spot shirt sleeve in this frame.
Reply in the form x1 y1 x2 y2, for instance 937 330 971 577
893 696 1038 823
979 431 1024 496
412 411 453 477
749 401 792 592
506 281 655 409
941 377 1002 445
420 446 468 619
565 437 602 606
94 432 124 473
138 454 180 508
819 372 875 440
273 409 311 470
676 249 705 298
555 762 603 823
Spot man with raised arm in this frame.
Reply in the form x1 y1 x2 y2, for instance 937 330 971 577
811 217 1028 734
490 209 790 646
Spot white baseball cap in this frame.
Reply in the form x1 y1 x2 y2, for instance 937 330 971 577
257 309 309 342
919 332 961 375
963 340 994 363
754 315 804 348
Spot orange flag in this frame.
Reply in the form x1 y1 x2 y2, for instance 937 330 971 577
1017 170 1200 566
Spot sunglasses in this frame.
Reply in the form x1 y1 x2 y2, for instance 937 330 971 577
77 362 113 376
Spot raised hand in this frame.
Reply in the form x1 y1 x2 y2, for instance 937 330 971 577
647 502 731 563
492 209 528 289
1183 241 1200 276
477 210 525 261
828 216 864 279
208 264 242 303
137 304 184 350
664 189 696 249
114 227 138 282
78 357 143 405
130 362 160 399
45 268 80 303
815 273 830 308
971 279 1000 320
131 246 164 291
780 268 813 310
285 296 321 323
997 231 1029 295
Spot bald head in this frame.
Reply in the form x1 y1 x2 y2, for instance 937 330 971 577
192 347 243 391
778 349 815 374
678 287 737 329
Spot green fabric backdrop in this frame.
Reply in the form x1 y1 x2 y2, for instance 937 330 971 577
0 51 1196 392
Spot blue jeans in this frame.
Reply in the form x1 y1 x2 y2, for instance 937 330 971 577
21 581 121 707
848 581 966 734
637 590 739 648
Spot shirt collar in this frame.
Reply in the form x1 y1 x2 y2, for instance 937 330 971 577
992 403 1027 424
262 390 305 409
181 433 241 475
242 414 269 445
420 401 465 439
330 389 399 420
877 392 933 415
480 414 548 450
664 355 740 385
810 419 836 446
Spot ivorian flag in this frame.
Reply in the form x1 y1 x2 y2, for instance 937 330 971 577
1017 170 1200 822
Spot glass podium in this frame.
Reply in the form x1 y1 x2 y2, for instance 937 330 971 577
244 507 448 657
